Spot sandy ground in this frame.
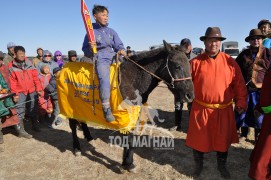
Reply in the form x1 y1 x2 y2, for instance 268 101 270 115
0 83 254 180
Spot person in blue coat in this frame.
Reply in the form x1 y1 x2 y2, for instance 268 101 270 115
258 19 271 48
82 5 126 122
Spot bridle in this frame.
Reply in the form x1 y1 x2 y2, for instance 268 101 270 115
160 56 192 88
124 55 191 88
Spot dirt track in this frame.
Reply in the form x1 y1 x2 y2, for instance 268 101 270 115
0 83 254 180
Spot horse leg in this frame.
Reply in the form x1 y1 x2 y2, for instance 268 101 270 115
122 133 136 172
69 119 81 156
81 122 93 142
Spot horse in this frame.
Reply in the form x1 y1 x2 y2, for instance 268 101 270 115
69 40 194 172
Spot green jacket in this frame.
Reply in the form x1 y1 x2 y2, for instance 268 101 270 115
0 73 14 117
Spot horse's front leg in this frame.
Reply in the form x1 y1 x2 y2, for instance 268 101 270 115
121 133 136 173
69 119 81 156
81 122 93 142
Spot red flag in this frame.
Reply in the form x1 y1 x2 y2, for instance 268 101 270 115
81 0 97 54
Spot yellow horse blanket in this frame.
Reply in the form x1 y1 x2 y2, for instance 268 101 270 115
57 62 141 133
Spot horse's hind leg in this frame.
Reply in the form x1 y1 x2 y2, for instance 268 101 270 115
122 133 136 173
81 122 93 141
69 119 81 156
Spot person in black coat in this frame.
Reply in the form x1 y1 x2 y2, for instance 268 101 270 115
45 67 62 128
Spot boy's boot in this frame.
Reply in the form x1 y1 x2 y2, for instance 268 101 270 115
102 103 115 122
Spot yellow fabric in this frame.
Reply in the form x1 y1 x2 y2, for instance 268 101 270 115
57 62 141 133
194 99 233 109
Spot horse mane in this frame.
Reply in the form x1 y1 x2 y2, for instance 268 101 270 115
124 44 186 66
128 47 167 65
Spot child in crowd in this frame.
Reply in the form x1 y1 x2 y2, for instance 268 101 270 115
45 67 62 128
38 65 53 124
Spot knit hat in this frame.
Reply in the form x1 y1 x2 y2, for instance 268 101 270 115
68 50 77 57
53 67 61 74
7 42 16 48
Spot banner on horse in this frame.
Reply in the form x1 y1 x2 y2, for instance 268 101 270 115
57 62 141 133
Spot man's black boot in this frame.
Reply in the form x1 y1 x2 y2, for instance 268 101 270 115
193 149 204 178
217 151 231 179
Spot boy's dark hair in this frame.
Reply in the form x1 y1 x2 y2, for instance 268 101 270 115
14 46 25 54
36 47 43 53
92 5 108 15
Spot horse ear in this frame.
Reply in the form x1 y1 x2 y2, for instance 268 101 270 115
178 45 187 52
163 40 174 52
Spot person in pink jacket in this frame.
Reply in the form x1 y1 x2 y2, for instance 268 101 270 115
38 65 53 123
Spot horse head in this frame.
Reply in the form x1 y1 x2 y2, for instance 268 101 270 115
160 40 194 103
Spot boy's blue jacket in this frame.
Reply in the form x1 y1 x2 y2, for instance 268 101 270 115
82 23 125 62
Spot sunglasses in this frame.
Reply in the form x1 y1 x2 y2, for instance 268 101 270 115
44 55 52 57
251 37 262 41
70 55 77 57
56 54 62 57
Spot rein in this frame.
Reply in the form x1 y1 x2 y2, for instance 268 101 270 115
124 55 191 88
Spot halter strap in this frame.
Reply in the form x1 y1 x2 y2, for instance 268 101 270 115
124 55 191 88
162 56 192 87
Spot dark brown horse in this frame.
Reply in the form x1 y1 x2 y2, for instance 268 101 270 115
69 40 194 172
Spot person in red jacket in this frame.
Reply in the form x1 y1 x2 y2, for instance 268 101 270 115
8 46 42 137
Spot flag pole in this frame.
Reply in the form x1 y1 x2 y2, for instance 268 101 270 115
81 0 97 114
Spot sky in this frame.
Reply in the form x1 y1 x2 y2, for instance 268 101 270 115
1 0 270 56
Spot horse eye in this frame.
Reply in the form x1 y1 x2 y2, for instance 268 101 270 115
176 65 181 69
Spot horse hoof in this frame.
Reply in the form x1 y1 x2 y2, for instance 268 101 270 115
128 164 137 173
119 166 127 174
121 164 136 173
86 136 94 142
74 149 81 156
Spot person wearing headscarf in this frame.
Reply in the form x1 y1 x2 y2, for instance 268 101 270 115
54 50 64 68
37 50 59 75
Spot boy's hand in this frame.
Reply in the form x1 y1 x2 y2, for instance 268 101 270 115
88 41 97 49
